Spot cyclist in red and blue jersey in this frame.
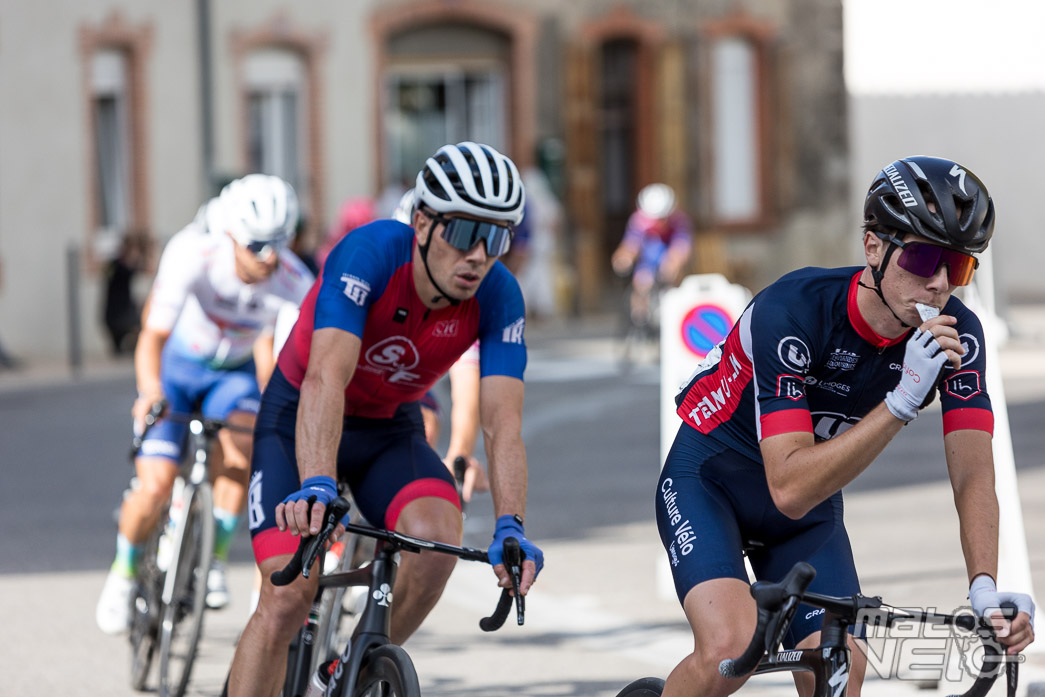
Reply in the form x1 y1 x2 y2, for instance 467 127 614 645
655 157 1034 697
228 142 544 697
612 183 693 326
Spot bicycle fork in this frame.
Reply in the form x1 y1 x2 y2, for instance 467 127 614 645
324 542 400 695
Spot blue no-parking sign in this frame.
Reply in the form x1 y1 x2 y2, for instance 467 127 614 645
679 303 733 358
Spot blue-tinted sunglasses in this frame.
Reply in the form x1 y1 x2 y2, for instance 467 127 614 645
241 236 288 260
425 211 513 257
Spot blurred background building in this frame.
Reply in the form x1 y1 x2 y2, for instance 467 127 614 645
0 0 1040 362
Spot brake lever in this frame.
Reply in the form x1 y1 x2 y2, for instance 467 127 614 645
504 536 525 625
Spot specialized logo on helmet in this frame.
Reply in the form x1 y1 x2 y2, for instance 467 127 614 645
363 336 422 385
884 163 918 208
949 164 968 194
341 274 371 306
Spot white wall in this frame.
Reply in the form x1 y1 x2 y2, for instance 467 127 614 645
844 0 1045 303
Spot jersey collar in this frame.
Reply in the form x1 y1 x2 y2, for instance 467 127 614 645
847 271 906 349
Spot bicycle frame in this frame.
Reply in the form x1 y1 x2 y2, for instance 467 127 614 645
315 540 401 695
161 417 215 606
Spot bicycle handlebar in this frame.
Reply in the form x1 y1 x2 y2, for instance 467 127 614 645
720 562 1021 697
719 561 816 678
270 496 526 630
129 401 252 461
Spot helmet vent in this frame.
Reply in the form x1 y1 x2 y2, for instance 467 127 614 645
917 181 943 224
955 196 974 229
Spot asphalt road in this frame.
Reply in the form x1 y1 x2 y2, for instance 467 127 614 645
2 320 1044 695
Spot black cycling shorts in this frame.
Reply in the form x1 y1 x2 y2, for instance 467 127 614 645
656 423 861 648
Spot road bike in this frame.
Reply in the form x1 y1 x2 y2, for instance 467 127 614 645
615 561 1020 697
127 404 252 697
275 496 525 697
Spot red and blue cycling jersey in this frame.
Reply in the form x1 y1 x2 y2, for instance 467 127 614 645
675 266 993 463
276 219 526 417
620 209 693 274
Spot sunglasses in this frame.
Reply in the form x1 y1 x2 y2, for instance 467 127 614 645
240 237 287 261
879 233 978 286
425 211 513 257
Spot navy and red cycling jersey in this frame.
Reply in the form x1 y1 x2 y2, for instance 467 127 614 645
277 219 527 417
675 266 993 462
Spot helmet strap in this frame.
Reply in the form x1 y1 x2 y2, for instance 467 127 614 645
858 241 909 328
417 227 461 307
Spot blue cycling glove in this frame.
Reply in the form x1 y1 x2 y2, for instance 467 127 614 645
281 475 338 510
488 514 544 576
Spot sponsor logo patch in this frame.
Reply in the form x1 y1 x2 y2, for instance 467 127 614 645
777 336 811 373
945 370 982 401
777 375 806 401
340 274 371 305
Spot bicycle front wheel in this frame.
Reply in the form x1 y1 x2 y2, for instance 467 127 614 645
130 521 165 690
348 644 420 697
158 483 214 697
614 677 666 697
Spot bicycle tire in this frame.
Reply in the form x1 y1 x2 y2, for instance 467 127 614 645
614 677 665 697
158 483 214 697
346 644 420 697
129 521 165 690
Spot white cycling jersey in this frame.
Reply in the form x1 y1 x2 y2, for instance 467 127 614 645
146 221 314 369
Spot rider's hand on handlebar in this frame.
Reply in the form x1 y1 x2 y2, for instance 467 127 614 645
132 391 166 435
445 455 488 502
969 575 1036 654
488 514 543 595
277 476 339 537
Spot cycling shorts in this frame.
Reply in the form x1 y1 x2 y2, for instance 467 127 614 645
137 348 260 463
656 423 861 648
248 367 460 564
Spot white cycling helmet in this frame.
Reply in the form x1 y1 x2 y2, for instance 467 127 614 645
392 188 416 225
217 174 300 245
637 183 676 220
415 142 525 225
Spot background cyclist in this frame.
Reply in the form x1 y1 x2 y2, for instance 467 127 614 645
655 157 1034 697
96 174 315 634
227 142 544 696
611 182 694 328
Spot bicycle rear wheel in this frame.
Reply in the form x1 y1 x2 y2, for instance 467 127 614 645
614 677 665 697
158 483 214 697
129 522 165 690
348 644 420 697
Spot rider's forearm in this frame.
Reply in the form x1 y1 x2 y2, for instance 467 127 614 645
945 429 999 582
446 360 480 459
763 402 905 519
134 327 167 397
483 427 528 520
295 371 346 482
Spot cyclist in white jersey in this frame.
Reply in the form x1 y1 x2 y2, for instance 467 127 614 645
97 174 315 634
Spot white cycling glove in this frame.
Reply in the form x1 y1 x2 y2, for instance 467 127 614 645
884 327 948 422
969 575 1036 625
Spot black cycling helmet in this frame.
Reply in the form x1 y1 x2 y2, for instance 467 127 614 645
863 156 994 253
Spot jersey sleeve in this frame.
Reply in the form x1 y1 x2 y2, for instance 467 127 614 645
475 263 527 379
748 291 820 440
313 223 400 338
144 229 203 333
938 299 994 435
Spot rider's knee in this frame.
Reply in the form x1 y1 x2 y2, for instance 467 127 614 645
255 579 314 639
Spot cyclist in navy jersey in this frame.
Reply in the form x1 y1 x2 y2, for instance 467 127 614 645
655 157 1034 697
227 142 544 697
